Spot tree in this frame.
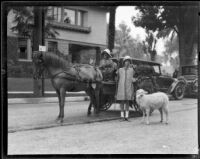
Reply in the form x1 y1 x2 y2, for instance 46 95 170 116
132 4 198 73
10 7 58 39
8 6 58 96
164 35 179 65
114 21 146 59
143 31 157 61
108 6 117 52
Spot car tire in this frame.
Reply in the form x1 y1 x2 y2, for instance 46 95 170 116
172 83 185 100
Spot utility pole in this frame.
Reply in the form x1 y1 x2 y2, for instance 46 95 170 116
33 7 45 97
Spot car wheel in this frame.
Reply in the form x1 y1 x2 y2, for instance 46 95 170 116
173 83 185 100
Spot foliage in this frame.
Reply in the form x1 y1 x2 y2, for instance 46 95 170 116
164 35 179 69
114 22 146 59
143 31 157 61
132 6 179 37
9 6 59 39
132 5 198 67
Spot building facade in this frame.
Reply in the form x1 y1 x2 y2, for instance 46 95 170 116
7 6 109 78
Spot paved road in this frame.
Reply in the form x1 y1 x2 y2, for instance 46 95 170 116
8 98 198 154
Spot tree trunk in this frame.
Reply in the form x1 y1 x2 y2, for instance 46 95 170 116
95 47 101 66
178 5 198 75
108 7 116 52
33 7 45 97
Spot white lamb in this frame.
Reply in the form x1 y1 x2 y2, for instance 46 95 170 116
136 89 169 125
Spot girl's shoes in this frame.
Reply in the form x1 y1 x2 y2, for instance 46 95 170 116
119 118 130 122
124 118 130 121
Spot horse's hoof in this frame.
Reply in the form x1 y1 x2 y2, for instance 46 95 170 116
56 119 61 124
94 109 100 114
55 117 63 124
87 112 91 116
55 117 60 122
95 112 100 115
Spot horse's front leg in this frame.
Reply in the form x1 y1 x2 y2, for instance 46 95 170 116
94 87 100 115
85 89 95 116
55 90 62 121
87 101 93 116
59 88 66 123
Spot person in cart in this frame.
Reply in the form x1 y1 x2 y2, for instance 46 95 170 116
99 49 117 81
116 55 137 121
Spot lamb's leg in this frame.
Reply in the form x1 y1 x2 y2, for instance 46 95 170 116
146 108 150 125
159 108 163 123
141 109 145 123
163 106 169 124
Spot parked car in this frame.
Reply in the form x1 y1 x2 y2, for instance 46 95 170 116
180 65 198 97
111 57 187 100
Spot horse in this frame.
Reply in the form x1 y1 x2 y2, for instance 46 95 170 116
32 51 103 123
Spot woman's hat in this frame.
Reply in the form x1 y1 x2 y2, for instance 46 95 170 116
123 55 132 64
101 49 112 57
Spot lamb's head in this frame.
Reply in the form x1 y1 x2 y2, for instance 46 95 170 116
136 89 148 99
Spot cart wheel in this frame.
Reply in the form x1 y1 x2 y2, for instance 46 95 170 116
100 97 113 111
131 101 143 114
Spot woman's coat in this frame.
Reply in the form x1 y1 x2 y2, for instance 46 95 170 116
116 67 135 101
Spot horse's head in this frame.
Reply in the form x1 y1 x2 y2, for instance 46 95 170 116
32 51 45 80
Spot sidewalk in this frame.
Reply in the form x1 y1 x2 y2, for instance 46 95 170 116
8 91 88 104
8 91 87 98
8 96 89 104
8 92 175 104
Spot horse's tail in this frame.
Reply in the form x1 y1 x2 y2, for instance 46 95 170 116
95 67 103 82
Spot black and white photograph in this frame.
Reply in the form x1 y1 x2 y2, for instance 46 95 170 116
1 1 199 156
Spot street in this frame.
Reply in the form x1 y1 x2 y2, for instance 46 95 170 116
8 98 198 154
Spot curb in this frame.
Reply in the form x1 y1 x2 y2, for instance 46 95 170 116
8 96 90 104
8 112 143 133
8 116 122 133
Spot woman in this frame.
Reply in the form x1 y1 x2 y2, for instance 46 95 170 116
99 49 117 81
116 56 137 121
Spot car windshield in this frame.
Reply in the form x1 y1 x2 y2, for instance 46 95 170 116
182 66 197 75
152 65 160 74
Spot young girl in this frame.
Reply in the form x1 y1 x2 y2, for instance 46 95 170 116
116 56 137 121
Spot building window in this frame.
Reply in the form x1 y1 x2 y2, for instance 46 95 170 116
48 7 85 27
48 41 58 53
18 38 28 60
19 47 27 59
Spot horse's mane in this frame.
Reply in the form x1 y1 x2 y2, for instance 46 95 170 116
42 52 70 69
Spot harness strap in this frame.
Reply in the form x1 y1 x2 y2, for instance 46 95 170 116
52 70 100 84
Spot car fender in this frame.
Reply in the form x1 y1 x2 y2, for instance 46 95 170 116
177 76 187 84
192 78 197 84
192 79 198 92
168 80 186 94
